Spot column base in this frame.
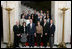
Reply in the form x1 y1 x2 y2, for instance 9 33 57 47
58 42 66 48
6 42 13 48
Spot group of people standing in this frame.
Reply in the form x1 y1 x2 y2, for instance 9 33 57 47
13 10 55 48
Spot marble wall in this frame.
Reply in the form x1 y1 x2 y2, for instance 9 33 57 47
51 1 71 44
1 1 21 43
1 1 9 43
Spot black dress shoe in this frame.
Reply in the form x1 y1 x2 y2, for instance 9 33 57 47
29 46 31 48
44 46 47 48
32 46 34 48
37 46 39 47
24 45 26 47
16 46 20 48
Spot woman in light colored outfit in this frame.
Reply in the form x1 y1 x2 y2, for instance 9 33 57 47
36 21 43 47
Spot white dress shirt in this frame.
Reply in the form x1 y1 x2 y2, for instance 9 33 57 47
24 26 25 32
50 24 52 27
30 23 32 29
40 19 42 22
44 23 46 26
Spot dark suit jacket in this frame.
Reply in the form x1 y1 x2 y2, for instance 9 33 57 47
20 26 28 34
49 24 55 36
46 18 50 24
27 23 36 35
13 25 21 38
38 18 44 26
33 14 38 25
43 23 49 35
27 14 31 19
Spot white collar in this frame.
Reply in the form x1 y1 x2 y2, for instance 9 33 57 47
24 26 25 27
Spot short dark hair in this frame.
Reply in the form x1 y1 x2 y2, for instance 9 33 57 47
22 22 26 26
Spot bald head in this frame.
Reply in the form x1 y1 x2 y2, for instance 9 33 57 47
16 20 19 25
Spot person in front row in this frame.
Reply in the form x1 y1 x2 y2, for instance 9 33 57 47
43 19 49 47
49 19 55 48
20 22 28 47
36 21 43 47
27 19 36 47
13 21 21 48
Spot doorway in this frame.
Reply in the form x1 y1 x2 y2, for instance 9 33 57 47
1 6 3 41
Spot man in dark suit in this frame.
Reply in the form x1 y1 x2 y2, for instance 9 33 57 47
38 15 44 27
33 10 38 26
27 19 36 47
46 10 49 18
43 19 49 47
49 19 55 48
27 10 31 19
47 16 50 24
13 21 21 48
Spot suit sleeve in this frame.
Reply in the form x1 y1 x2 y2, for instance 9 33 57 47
27 24 29 34
53 25 55 33
34 24 36 33
13 25 16 33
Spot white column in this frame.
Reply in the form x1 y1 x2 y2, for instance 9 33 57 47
51 1 71 44
64 1 71 43
9 1 21 43
1 1 9 43
1 1 21 43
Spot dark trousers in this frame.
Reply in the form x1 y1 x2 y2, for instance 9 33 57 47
28 35 34 47
14 36 21 47
36 33 41 46
47 34 50 42
49 36 54 48
43 35 48 47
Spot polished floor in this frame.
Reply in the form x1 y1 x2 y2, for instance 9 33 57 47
1 41 71 48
